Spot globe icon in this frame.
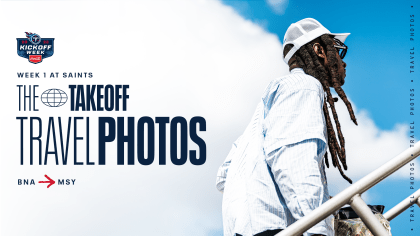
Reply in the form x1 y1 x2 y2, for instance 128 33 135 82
41 89 68 107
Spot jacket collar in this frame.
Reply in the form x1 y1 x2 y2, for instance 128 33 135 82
290 68 305 74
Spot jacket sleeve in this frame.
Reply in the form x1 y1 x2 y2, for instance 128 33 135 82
263 83 333 235
266 139 333 236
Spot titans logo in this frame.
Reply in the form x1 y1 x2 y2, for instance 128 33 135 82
17 32 54 64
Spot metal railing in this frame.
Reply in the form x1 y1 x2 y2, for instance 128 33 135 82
383 188 420 221
276 141 420 236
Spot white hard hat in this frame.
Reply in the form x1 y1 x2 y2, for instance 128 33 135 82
283 18 350 64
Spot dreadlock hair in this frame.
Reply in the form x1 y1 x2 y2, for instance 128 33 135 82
283 34 357 184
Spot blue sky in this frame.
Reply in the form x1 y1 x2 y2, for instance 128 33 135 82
221 0 418 235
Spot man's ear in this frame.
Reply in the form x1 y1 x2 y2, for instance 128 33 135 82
313 43 326 59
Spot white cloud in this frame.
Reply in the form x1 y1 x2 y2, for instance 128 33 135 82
266 0 289 15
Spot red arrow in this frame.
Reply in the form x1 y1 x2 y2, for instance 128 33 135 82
38 175 55 188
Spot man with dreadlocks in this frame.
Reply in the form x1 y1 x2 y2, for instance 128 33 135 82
216 18 358 236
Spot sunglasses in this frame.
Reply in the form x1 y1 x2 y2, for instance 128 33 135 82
333 38 347 59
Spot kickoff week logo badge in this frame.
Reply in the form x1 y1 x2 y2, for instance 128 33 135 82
17 32 54 64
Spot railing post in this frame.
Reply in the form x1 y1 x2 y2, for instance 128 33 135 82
349 194 389 236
